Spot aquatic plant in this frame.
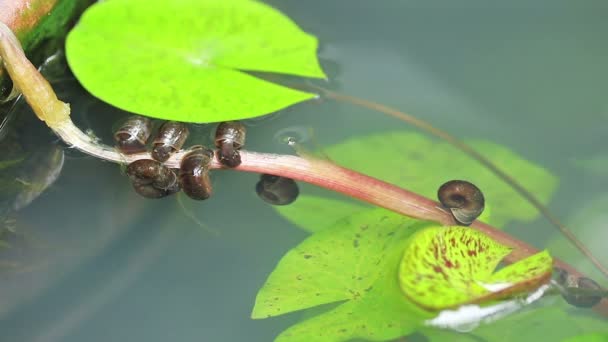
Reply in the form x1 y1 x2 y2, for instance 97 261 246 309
0 0 606 341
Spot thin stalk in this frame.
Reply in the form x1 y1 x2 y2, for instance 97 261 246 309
310 86 608 280
1 21 607 315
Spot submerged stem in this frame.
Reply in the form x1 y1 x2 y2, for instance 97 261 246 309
1 21 606 315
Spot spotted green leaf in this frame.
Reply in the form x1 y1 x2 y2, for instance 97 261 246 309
66 0 325 123
398 227 552 310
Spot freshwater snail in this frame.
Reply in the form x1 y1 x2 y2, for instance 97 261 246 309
215 121 246 167
256 174 299 205
437 180 485 226
126 159 180 198
114 116 152 154
554 267 603 308
179 145 214 200
151 121 189 162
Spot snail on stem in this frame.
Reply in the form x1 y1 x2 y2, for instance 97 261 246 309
151 121 189 162
554 267 604 308
126 159 179 198
437 180 485 226
179 145 214 200
114 115 152 154
215 121 246 167
256 174 299 206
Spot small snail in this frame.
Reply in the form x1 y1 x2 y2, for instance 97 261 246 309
114 116 152 154
256 174 299 206
215 121 246 167
126 159 179 198
179 145 214 200
151 121 189 162
437 180 485 226
554 267 603 308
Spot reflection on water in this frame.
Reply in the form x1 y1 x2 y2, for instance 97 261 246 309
0 0 607 341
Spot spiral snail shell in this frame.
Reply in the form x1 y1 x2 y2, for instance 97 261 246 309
554 267 603 308
255 174 299 206
151 121 189 162
215 121 246 168
126 159 179 198
437 180 485 226
114 116 152 154
179 145 214 200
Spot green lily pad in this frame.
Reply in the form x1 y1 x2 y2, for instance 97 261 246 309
398 226 553 310
274 195 369 232
65 0 325 122
274 131 557 232
562 332 608 342
252 208 434 341
274 247 429 342
252 208 420 318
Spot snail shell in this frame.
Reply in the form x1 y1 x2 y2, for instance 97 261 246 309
555 267 603 308
126 159 179 198
131 180 180 199
114 116 152 154
437 180 485 226
151 121 190 162
179 145 214 200
215 121 246 168
256 174 299 205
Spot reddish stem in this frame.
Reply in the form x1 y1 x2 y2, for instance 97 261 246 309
232 150 608 315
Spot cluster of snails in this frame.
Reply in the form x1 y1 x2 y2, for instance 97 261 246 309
114 116 299 205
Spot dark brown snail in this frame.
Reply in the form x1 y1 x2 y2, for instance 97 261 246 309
554 267 603 308
256 174 299 206
437 180 485 226
114 116 152 154
151 121 189 162
126 159 179 198
179 145 214 200
215 121 246 168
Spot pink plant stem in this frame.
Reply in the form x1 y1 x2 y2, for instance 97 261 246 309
232 151 608 315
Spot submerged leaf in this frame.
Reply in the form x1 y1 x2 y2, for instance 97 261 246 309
274 131 557 232
66 0 325 122
398 227 552 310
327 132 558 227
